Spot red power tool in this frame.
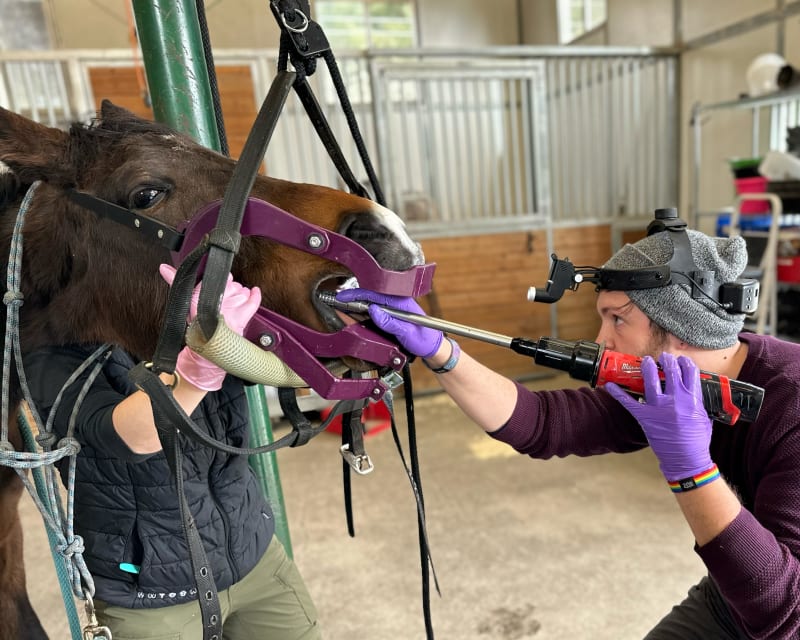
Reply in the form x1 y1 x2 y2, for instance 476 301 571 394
320 293 764 426
509 336 762 425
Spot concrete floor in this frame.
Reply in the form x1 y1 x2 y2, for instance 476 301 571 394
21 374 707 639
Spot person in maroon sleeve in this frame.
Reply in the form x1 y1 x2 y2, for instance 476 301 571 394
338 227 800 639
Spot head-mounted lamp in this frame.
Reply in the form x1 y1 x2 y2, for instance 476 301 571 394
529 208 759 315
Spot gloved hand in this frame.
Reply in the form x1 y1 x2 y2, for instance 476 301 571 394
605 353 714 483
159 264 262 391
336 288 443 359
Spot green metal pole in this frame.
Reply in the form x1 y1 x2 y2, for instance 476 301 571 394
131 0 294 556
245 386 293 557
131 0 219 148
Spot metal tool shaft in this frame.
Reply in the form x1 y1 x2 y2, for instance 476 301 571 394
318 291 513 348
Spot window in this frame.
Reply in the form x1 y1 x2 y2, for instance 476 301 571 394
557 0 606 44
314 0 416 50
0 0 50 50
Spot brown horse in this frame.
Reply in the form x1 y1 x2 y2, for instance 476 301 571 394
0 100 426 639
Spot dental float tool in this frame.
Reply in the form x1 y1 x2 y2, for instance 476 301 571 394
317 291 512 348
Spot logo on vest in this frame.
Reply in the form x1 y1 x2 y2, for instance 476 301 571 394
136 588 197 600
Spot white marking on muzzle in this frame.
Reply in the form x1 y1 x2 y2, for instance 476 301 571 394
371 203 426 265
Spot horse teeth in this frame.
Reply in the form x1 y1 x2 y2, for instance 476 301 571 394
339 277 359 291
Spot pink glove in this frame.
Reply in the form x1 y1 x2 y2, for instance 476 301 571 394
159 264 262 391
335 288 443 358
605 353 715 483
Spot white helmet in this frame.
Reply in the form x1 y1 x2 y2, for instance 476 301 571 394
746 53 787 97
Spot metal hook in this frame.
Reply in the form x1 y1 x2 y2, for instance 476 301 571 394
281 9 309 33
340 443 374 475
82 593 113 640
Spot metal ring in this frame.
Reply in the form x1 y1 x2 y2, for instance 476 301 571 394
281 9 309 33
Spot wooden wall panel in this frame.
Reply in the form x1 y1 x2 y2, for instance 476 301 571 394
621 228 647 247
88 65 257 159
88 67 153 119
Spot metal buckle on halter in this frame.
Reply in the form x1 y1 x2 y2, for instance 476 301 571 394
380 370 405 391
340 443 374 475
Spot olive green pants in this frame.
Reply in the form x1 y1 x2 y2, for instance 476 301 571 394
644 576 747 640
95 540 320 640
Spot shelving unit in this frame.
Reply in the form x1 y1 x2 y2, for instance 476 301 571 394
728 193 800 337
691 93 800 341
690 87 800 227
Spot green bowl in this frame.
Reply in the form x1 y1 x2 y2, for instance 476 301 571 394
728 157 762 170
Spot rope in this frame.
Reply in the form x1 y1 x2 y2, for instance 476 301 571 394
0 181 111 639
18 414 82 639
195 0 229 156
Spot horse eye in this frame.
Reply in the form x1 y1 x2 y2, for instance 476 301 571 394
130 187 166 210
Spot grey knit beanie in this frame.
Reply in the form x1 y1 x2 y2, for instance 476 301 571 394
602 230 749 349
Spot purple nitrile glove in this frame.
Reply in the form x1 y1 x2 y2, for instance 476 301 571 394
335 288 443 359
605 353 714 482
160 264 262 391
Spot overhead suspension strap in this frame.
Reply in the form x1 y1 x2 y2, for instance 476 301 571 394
194 0 229 157
270 0 386 204
268 4 440 636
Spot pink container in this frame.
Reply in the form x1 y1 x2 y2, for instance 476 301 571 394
734 176 770 214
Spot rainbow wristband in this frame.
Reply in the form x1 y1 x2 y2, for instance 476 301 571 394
668 464 720 494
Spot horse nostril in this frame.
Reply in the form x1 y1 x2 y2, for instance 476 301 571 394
341 210 422 271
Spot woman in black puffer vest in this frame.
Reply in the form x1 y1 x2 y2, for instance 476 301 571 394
25 268 320 640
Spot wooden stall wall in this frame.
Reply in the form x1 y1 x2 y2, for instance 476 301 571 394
88 65 257 159
409 224 612 393
621 228 647 247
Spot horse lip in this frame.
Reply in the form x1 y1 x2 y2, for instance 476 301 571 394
312 275 351 331
311 277 382 373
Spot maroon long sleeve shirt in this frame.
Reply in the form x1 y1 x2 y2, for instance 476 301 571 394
490 331 800 639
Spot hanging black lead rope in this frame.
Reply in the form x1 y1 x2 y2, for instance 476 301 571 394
388 366 440 637
194 0 229 156
270 0 386 203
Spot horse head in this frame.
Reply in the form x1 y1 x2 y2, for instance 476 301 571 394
0 101 426 376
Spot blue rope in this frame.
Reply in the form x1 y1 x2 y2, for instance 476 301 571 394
0 182 111 639
18 414 82 639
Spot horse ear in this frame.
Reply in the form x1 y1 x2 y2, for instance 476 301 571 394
99 99 141 126
0 107 72 185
